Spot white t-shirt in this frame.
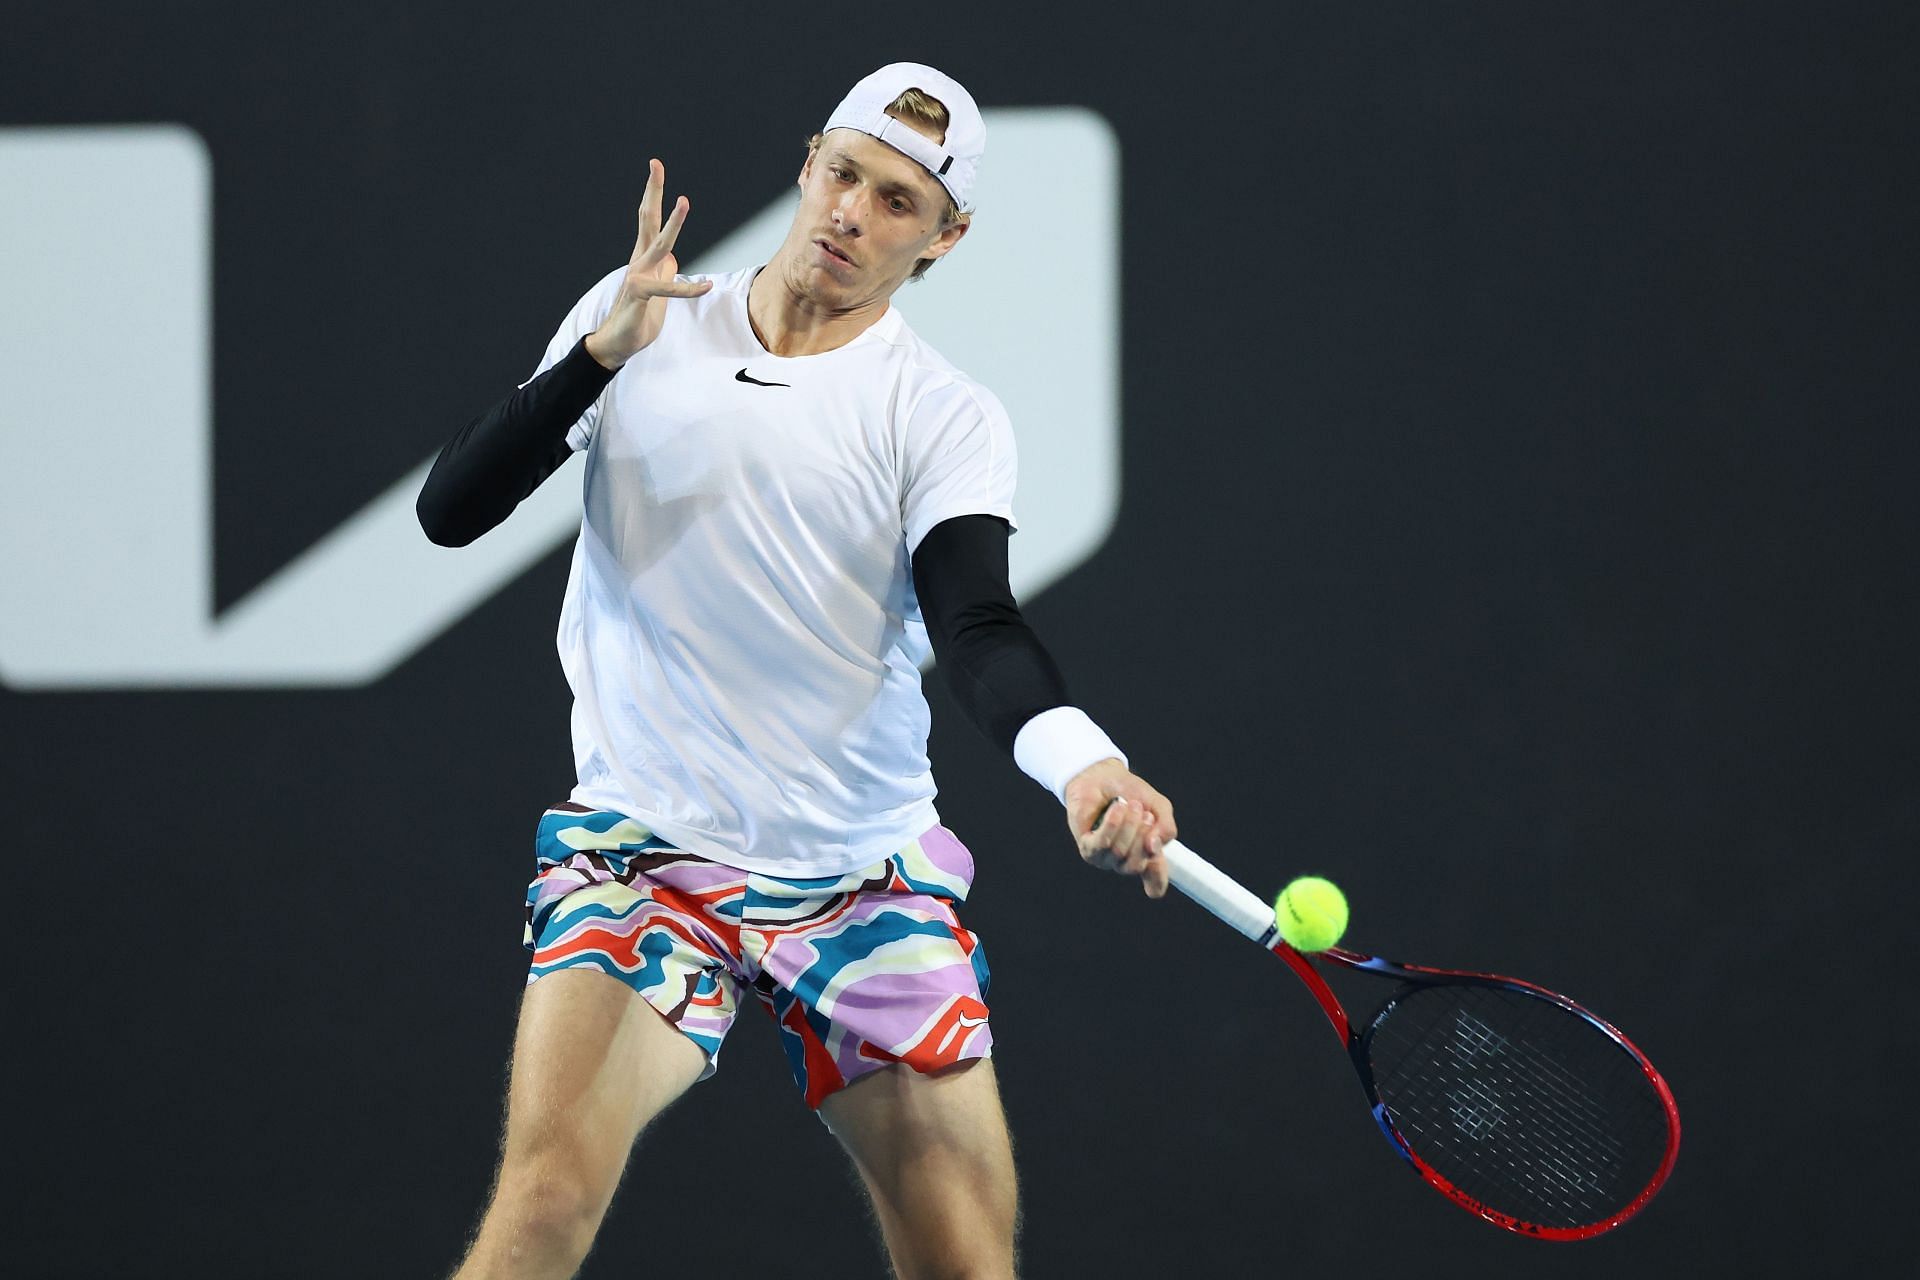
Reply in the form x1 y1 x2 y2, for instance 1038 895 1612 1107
526 265 1019 875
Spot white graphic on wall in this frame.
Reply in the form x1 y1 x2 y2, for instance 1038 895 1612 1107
0 112 1120 688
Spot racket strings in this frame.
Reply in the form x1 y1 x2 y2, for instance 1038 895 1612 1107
1366 984 1672 1229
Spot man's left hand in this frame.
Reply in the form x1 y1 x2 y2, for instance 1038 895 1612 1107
1063 758 1177 898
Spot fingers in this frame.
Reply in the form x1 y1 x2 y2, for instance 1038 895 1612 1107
1083 796 1117 836
638 158 664 245
1082 798 1155 868
654 277 715 298
632 194 697 276
654 193 691 257
1090 793 1174 858
1075 787 1178 900
633 160 696 266
626 181 709 301
1068 764 1178 900
1142 864 1168 898
1119 801 1159 868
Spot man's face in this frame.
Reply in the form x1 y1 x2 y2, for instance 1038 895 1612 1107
782 127 968 304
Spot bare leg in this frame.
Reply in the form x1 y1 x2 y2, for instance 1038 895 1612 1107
451 969 708 1280
819 1058 1019 1280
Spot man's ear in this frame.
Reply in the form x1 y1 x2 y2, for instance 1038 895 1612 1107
923 213 972 262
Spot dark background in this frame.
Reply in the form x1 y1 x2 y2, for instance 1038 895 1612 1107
5 2 1914 1275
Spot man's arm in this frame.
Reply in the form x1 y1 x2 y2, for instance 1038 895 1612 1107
912 514 1178 894
415 336 614 547
417 158 711 548
910 514 1068 751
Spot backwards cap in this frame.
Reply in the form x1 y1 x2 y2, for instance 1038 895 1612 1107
821 62 985 209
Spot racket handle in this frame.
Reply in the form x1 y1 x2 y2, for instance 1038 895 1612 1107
1162 839 1278 945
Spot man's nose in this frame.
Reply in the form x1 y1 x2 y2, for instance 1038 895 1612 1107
832 193 866 235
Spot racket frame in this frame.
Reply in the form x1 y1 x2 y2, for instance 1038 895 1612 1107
1160 839 1681 1239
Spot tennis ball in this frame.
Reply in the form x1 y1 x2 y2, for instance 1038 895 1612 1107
1273 876 1348 952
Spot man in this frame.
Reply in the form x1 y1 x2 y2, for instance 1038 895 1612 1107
417 62 1177 1280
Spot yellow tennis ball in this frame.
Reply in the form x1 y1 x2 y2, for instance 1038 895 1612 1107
1273 876 1348 951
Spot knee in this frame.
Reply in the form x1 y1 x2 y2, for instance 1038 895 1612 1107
906 1195 1019 1280
490 1166 606 1266
914 1256 1017 1280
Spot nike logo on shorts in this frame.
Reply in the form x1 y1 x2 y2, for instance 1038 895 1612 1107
735 368 791 388
936 1010 991 1055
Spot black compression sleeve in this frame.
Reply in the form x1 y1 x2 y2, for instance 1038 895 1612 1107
911 514 1070 754
415 335 617 547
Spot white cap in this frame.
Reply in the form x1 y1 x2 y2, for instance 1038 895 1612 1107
822 62 985 209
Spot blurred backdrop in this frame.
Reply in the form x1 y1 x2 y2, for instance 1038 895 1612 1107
3 2 1913 1276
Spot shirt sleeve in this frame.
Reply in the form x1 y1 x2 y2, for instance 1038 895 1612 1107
899 377 1019 555
524 264 628 452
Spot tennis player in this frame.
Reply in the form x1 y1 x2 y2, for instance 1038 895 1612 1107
418 62 1176 1280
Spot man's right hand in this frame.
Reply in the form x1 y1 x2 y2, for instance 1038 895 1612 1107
1064 758 1177 899
584 158 714 370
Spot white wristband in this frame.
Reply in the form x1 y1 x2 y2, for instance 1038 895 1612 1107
1013 706 1127 804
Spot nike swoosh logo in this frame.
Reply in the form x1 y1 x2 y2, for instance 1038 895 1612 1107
735 368 791 387
935 1010 991 1056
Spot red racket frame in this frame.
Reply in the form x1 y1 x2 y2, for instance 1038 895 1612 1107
1274 941 1682 1239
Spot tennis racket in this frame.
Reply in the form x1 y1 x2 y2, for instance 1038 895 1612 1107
1162 839 1680 1239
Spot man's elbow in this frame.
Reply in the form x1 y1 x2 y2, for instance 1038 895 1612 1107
415 493 477 548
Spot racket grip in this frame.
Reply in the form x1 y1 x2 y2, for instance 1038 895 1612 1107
1162 840 1278 944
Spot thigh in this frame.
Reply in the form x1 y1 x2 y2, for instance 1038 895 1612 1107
751 831 993 1108
495 967 709 1201
819 1058 1019 1280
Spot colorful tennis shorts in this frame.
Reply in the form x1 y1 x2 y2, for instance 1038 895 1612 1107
523 802 993 1108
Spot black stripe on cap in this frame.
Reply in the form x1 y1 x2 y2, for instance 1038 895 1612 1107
939 155 953 175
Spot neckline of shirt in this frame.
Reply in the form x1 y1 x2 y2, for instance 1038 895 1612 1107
732 265 904 363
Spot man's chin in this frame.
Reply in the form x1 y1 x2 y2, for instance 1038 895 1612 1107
798 264 871 301
776 253 897 306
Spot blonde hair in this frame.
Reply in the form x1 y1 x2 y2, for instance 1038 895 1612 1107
807 88 966 282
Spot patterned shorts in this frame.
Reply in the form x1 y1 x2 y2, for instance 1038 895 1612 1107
523 802 993 1108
